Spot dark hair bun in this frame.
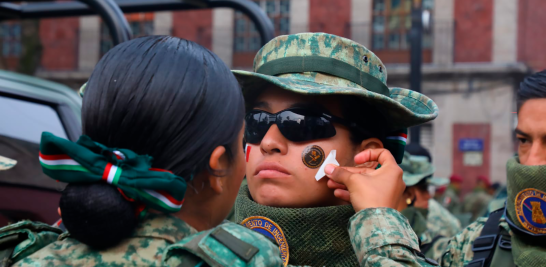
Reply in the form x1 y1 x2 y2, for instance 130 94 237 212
60 183 137 249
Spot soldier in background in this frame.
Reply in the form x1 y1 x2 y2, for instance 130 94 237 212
439 69 546 266
462 175 493 222
435 174 463 215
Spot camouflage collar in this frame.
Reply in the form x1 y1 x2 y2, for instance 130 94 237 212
132 213 198 244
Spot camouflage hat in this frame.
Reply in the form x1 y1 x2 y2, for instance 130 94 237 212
0 155 16 170
232 32 438 133
399 152 435 187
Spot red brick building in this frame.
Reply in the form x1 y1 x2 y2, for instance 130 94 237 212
1 0 542 193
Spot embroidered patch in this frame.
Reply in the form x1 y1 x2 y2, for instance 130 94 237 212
515 188 546 234
302 145 325 169
241 216 289 266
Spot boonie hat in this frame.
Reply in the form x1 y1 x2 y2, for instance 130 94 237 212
399 152 447 187
233 32 438 133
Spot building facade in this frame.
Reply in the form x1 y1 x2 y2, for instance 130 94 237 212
1 0 542 195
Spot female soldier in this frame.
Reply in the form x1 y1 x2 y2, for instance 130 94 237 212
397 152 454 260
0 36 281 266
234 32 439 266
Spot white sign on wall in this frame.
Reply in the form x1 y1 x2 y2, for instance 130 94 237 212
463 151 483 166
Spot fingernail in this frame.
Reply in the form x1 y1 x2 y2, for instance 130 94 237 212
325 164 335 175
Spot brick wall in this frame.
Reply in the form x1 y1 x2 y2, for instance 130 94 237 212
40 18 79 70
172 10 213 50
518 0 546 71
454 0 493 62
452 123 491 197
309 0 351 38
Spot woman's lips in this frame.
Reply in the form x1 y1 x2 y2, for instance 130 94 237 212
254 162 291 179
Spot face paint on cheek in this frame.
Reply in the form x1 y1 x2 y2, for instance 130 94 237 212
245 144 251 162
302 145 325 169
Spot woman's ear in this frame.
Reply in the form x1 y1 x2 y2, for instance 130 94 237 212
404 187 416 200
208 146 228 194
355 138 384 168
359 138 384 151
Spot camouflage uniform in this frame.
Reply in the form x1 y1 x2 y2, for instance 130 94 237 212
462 189 492 222
427 199 461 238
5 214 283 266
233 33 440 266
437 187 462 215
399 153 454 261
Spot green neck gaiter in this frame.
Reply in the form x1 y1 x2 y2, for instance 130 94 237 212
234 185 358 267
505 156 546 266
401 207 428 238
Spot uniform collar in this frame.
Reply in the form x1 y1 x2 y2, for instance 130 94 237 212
132 213 198 244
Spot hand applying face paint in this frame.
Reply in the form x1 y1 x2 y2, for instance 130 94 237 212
325 148 405 212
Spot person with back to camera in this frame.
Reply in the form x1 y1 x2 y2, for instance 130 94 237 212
0 35 284 267
0 35 434 267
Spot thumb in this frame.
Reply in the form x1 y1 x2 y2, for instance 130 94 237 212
325 164 357 188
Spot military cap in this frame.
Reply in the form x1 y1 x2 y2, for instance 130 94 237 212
232 32 438 133
0 155 16 171
399 152 448 187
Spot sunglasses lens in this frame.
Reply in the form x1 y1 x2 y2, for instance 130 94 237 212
244 112 270 144
277 110 336 142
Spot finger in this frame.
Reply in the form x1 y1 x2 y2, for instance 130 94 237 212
338 166 375 175
334 189 351 202
354 148 397 167
325 164 357 186
327 179 347 190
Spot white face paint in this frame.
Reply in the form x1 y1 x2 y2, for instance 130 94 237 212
428 185 436 198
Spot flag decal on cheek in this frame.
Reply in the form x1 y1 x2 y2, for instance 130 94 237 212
245 144 251 162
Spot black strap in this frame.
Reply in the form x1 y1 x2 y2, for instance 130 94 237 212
256 56 390 97
420 235 445 255
0 234 23 267
176 253 210 267
466 208 505 267
210 227 259 262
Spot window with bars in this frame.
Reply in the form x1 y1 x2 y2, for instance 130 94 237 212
100 15 154 56
1 23 22 57
233 0 289 57
371 0 433 51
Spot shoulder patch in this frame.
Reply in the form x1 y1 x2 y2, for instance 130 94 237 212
241 216 289 266
515 188 546 234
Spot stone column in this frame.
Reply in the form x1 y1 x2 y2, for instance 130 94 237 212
351 0 373 47
212 8 234 68
78 17 100 71
153 12 173 35
492 0 518 63
290 0 309 34
433 0 454 65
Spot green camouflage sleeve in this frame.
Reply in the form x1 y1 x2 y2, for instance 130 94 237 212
424 236 451 261
440 219 486 266
348 208 437 266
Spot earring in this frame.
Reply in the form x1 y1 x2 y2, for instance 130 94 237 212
406 198 412 205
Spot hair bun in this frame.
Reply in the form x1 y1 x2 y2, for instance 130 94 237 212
60 183 137 249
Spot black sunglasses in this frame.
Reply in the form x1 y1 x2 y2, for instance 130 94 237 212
244 108 360 143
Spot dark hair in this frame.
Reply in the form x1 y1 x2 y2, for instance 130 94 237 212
61 36 244 248
517 69 546 112
405 143 432 163
340 97 388 144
